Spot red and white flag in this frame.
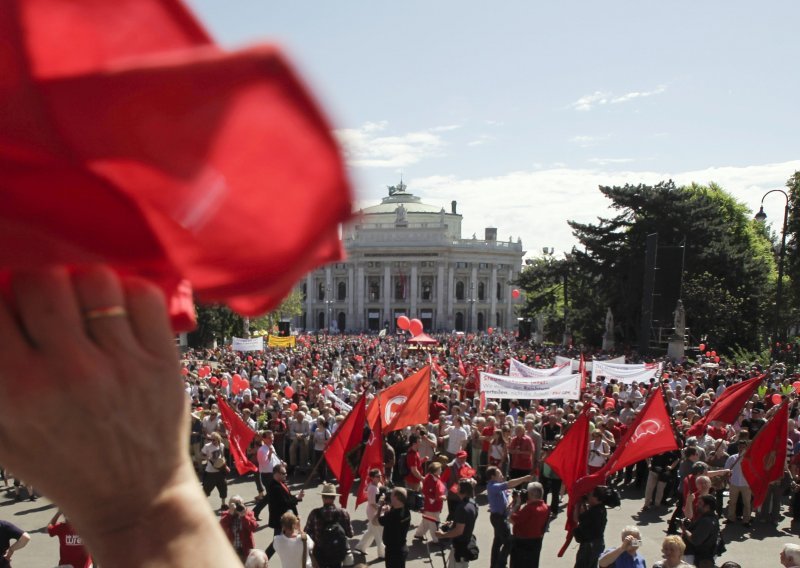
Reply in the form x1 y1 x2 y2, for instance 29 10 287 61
217 398 257 475
366 366 430 431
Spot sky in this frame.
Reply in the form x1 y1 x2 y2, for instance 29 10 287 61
188 1 800 257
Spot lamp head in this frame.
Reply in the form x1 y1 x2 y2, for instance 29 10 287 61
754 206 767 222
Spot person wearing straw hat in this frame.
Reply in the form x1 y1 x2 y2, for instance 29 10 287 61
304 483 353 568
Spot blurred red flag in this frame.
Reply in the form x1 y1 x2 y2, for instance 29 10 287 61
742 400 789 509
545 404 590 495
687 375 764 437
325 396 366 508
216 397 257 475
356 400 384 507
0 0 352 330
367 367 431 432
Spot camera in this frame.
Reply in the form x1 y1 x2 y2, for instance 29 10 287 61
376 486 391 504
595 486 621 508
630 539 641 548
406 490 424 512
513 487 529 504
234 503 245 513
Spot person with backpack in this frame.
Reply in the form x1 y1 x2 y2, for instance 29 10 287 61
303 483 353 568
379 487 412 568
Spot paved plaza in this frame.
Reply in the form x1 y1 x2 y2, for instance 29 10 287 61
2 476 796 567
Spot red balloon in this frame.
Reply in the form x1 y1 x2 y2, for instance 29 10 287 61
699 343 706 352
247 355 253 362
705 351 712 357
397 315 410 330
772 393 783 405
284 386 295 398
710 351 716 357
511 289 521 299
290 402 298 411
487 327 494 334
713 356 720 363
242 379 249 389
209 377 219 385
221 379 229 388
180 367 189 376
197 367 208 378
793 381 800 394
203 365 212 375
326 385 334 392
232 382 242 395
409 318 423 336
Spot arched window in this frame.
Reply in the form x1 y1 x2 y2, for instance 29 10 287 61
337 312 346 332
496 312 503 328
477 312 485 330
478 282 486 301
496 282 503 300
455 312 465 331
317 312 325 330
456 281 465 300
318 282 325 301
421 278 433 300
337 281 346 301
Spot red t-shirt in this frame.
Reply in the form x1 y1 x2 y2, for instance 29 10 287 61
481 425 495 452
508 435 535 470
405 449 423 484
47 523 92 568
422 473 446 513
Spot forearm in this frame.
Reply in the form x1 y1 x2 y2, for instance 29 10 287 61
76 470 240 568
598 546 625 567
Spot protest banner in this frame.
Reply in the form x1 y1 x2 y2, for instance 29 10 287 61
267 335 296 348
555 355 624 371
480 372 581 401
231 336 264 352
324 389 353 413
591 361 663 384
509 358 572 378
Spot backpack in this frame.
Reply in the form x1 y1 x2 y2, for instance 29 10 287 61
314 511 348 566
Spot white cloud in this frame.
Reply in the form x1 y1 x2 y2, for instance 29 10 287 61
410 160 800 258
571 85 667 111
570 134 610 148
467 134 494 147
587 157 635 166
334 122 453 168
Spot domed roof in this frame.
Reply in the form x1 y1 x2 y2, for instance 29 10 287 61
361 182 450 215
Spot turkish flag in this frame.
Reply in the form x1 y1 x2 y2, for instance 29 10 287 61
0 0 352 329
366 367 431 432
356 400 384 507
742 400 789 508
216 397 257 475
325 395 367 508
545 404 590 495
687 375 764 437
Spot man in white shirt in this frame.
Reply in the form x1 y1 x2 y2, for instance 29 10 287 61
445 416 469 458
725 440 752 526
356 468 386 558
289 411 311 473
252 430 283 521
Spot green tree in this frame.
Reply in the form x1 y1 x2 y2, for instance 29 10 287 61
249 290 305 333
189 304 244 347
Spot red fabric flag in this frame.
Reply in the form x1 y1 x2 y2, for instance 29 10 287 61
687 374 764 437
742 400 789 508
458 358 467 377
545 404 591 495
366 367 431 432
0 0 352 329
356 400 384 507
216 398 257 475
325 396 367 508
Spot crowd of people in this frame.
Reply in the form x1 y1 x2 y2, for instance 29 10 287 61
5 309 800 566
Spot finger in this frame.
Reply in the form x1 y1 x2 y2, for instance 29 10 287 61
123 277 177 358
12 267 86 351
73 266 138 352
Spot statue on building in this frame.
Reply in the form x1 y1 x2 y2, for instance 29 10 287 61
602 308 615 351
387 180 407 196
673 299 686 338
395 203 407 223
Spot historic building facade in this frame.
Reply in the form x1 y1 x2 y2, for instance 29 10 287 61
298 182 525 333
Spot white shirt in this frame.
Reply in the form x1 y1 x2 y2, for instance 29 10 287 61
273 533 314 568
257 444 281 473
446 426 469 454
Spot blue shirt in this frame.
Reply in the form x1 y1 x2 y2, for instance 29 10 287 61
599 548 647 568
487 480 509 515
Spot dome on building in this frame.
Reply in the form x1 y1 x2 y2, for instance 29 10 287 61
360 181 451 215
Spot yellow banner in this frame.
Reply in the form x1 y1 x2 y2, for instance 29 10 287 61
267 335 296 348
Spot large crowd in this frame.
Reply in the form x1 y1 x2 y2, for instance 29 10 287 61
5 329 800 568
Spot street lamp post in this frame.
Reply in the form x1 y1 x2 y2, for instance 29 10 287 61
562 253 573 346
754 190 789 351
467 281 475 333
325 283 333 335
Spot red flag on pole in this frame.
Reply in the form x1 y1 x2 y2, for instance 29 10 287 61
687 374 764 437
216 398 257 475
356 400 384 507
458 358 467 377
366 367 431 432
545 404 591 495
325 396 367 508
742 400 789 509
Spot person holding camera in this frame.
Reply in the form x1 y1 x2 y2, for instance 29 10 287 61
572 485 609 568
220 495 259 562
414 461 447 543
435 479 479 568
509 481 550 568
378 487 412 568
486 466 533 568
681 494 720 568
356 468 386 558
598 525 646 567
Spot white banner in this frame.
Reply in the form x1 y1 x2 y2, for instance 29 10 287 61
591 361 663 384
231 337 265 352
480 372 581 401
555 355 625 372
509 358 572 378
325 389 353 413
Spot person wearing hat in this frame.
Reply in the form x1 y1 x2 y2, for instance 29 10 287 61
303 483 353 568
442 450 473 520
